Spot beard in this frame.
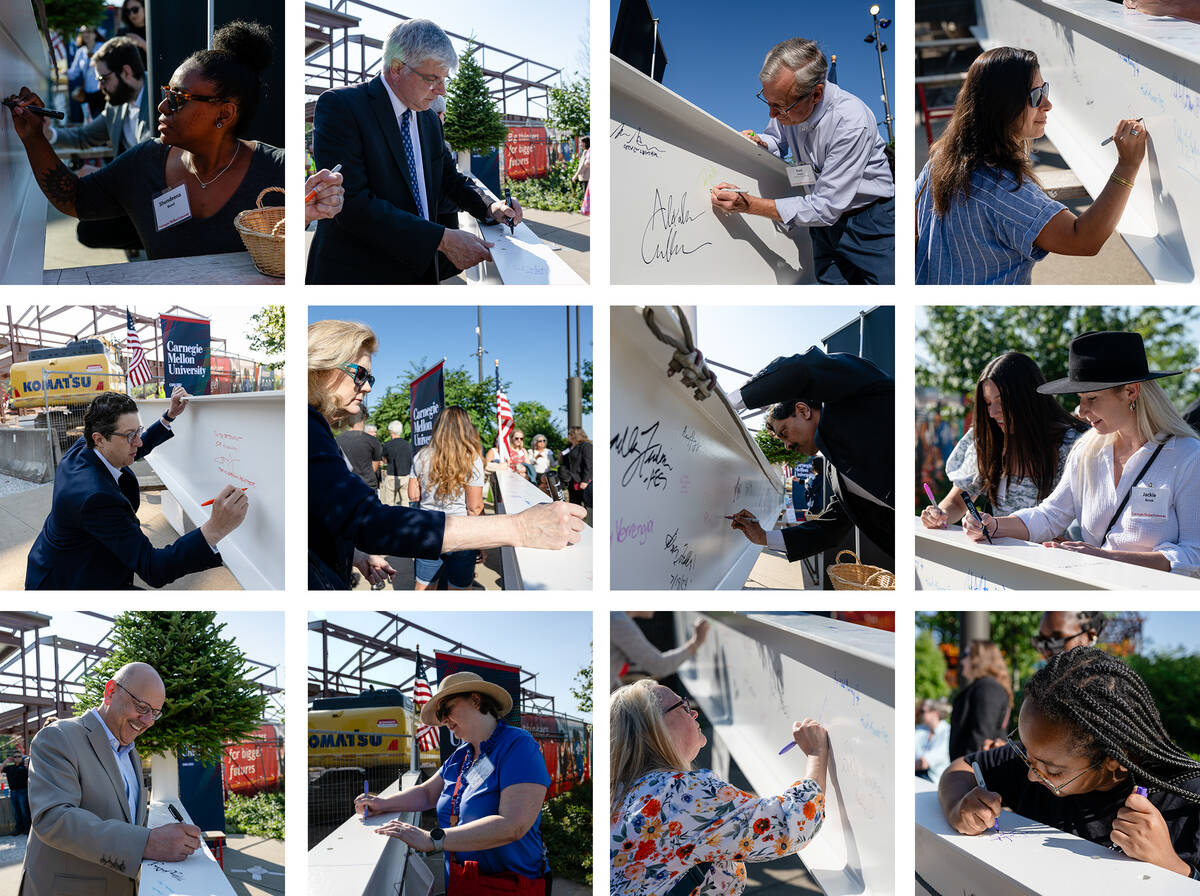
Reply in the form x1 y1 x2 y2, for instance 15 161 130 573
104 77 138 107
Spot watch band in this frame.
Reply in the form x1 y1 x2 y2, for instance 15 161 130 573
162 411 175 423
429 826 445 853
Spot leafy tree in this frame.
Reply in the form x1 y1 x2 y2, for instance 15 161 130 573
1126 650 1200 757
544 77 590 138
444 43 508 155
754 426 806 467
45 0 106 38
571 647 593 714
248 305 285 368
508 159 584 212
370 363 507 451
513 400 565 453
916 611 1042 697
915 631 949 701
78 612 268 765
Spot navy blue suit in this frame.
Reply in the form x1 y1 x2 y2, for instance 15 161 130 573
739 348 895 564
306 75 494 285
25 421 222 590
309 406 446 589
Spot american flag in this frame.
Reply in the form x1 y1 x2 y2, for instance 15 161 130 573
496 388 514 463
412 654 440 752
125 310 152 387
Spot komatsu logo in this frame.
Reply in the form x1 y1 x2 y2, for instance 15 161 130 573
308 732 392 749
24 374 93 392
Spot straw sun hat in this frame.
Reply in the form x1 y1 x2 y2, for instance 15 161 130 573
420 671 513 726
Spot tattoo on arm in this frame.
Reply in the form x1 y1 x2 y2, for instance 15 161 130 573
38 162 79 217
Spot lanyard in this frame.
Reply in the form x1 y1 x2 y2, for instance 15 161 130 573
1102 439 1166 545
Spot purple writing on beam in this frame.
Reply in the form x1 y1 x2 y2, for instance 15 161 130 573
614 518 655 546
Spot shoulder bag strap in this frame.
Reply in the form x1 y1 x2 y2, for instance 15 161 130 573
664 862 713 896
1102 439 1167 545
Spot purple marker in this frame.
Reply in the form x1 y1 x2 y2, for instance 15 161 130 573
923 482 937 506
1134 785 1148 797
779 741 798 755
363 779 370 818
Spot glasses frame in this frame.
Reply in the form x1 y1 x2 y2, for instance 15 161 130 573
1006 727 1103 795
756 86 810 117
108 425 144 445
338 362 375 389
1028 81 1050 108
114 681 164 720
401 62 447 90
663 696 694 716
160 85 228 114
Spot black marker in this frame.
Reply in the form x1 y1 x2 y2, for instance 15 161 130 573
963 495 993 544
504 188 515 234
168 803 184 823
2 98 65 120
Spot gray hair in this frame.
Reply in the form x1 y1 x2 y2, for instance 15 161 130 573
365 423 378 435
388 419 404 436
383 18 457 72
760 38 827 97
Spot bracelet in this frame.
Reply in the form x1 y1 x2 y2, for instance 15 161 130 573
1109 173 1135 189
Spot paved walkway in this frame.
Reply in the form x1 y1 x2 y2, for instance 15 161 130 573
44 204 128 270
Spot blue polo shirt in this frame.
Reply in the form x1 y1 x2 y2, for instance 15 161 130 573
436 721 551 878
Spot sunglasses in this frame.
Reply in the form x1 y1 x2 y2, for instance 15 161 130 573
1006 727 1103 795
663 696 694 716
435 696 462 723
160 85 228 114
338 362 375 389
114 681 164 720
1028 81 1050 108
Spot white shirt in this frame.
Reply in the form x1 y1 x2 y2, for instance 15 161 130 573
89 709 140 822
381 75 429 219
1012 433 1200 575
123 85 144 151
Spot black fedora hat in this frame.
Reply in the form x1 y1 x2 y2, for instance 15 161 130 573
1038 331 1183 395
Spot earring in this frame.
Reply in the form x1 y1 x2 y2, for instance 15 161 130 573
216 121 223 128
1129 400 1136 412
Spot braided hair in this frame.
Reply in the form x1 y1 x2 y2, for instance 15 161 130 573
1024 647 1200 802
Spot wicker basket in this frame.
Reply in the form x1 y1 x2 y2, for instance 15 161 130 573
234 186 285 278
827 549 894 591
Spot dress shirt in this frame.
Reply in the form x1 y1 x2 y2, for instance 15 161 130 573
1012 433 1200 575
758 80 894 228
88 709 140 822
382 78 429 220
122 86 144 151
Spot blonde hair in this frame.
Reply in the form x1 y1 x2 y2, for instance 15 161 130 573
418 406 483 504
567 426 590 446
308 320 377 421
965 640 1013 706
610 679 690 811
1074 380 1198 498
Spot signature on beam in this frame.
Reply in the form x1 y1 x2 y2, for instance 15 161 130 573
611 123 664 157
641 189 712 265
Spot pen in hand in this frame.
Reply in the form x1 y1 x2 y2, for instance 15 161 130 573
1101 118 1142 147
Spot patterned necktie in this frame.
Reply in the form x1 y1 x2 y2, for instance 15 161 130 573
399 109 426 219
119 468 140 513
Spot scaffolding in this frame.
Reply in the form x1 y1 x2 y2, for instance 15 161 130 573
304 2 561 126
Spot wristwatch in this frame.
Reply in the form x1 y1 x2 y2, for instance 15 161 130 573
162 411 176 423
429 827 445 853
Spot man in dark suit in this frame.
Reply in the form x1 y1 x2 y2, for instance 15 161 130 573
306 18 522 284
728 346 894 567
25 388 248 590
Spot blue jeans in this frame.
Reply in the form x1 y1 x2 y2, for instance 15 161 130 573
10 788 29 834
414 549 476 588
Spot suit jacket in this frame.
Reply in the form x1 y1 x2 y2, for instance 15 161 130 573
739 348 895 562
21 714 150 896
306 75 494 284
309 405 446 588
25 420 222 589
52 87 152 154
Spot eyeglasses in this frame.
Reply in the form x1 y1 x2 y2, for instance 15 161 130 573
338 363 375 389
108 426 144 445
1006 727 1103 795
435 697 461 723
114 681 164 720
1031 632 1084 655
756 87 811 117
160 86 228 114
401 63 447 89
512 436 524 442
663 696 694 716
1028 81 1050 108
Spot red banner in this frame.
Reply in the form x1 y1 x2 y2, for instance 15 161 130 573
505 126 548 180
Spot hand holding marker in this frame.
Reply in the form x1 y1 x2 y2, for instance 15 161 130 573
972 761 1001 833
304 163 342 203
1101 119 1142 147
201 487 248 507
2 97 65 119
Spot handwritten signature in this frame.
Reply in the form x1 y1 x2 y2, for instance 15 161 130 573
610 123 665 158
682 425 700 454
641 190 712 265
664 527 697 571
611 422 673 490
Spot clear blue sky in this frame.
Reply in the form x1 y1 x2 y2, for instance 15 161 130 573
310 305 593 436
309 612 593 720
918 612 1200 656
610 0 895 140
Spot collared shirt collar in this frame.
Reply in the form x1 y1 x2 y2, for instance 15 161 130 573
89 708 135 759
796 79 832 132
92 444 125 484
381 72 414 122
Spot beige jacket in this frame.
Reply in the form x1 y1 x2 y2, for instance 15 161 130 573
21 713 150 896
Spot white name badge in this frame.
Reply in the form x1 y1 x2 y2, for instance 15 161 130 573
465 754 495 791
787 163 816 186
1130 485 1169 521
153 183 192 232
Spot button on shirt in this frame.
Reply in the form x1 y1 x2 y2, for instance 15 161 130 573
382 77 429 220
759 80 894 228
89 709 140 822
1012 434 1200 575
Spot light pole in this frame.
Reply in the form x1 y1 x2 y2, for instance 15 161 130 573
864 5 894 145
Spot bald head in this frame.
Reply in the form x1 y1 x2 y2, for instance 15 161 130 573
99 661 165 745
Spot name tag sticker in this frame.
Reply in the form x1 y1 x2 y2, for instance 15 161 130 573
153 184 192 232
465 754 494 791
787 164 816 186
1130 486 1168 521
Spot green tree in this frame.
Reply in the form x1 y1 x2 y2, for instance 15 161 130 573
571 647 593 714
513 400 566 453
45 0 106 37
544 77 590 138
444 44 508 155
1126 650 1200 757
916 611 1042 697
580 359 593 416
370 363 507 451
754 426 806 467
248 305 285 368
79 612 268 765
915 631 949 701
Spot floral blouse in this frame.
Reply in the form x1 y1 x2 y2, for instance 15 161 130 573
610 769 825 896
945 426 1080 519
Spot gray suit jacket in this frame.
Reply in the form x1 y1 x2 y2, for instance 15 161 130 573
21 713 150 896
52 88 152 154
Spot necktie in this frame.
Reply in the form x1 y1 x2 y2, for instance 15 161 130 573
119 468 140 513
399 109 426 219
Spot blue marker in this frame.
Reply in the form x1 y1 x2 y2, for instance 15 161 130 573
363 779 370 818
972 761 1000 833
1135 785 1148 797
779 741 798 755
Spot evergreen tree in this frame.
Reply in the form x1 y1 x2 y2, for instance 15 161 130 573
79 612 268 765
444 44 509 155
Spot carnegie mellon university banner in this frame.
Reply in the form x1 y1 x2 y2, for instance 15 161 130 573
409 361 445 450
159 315 211 395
